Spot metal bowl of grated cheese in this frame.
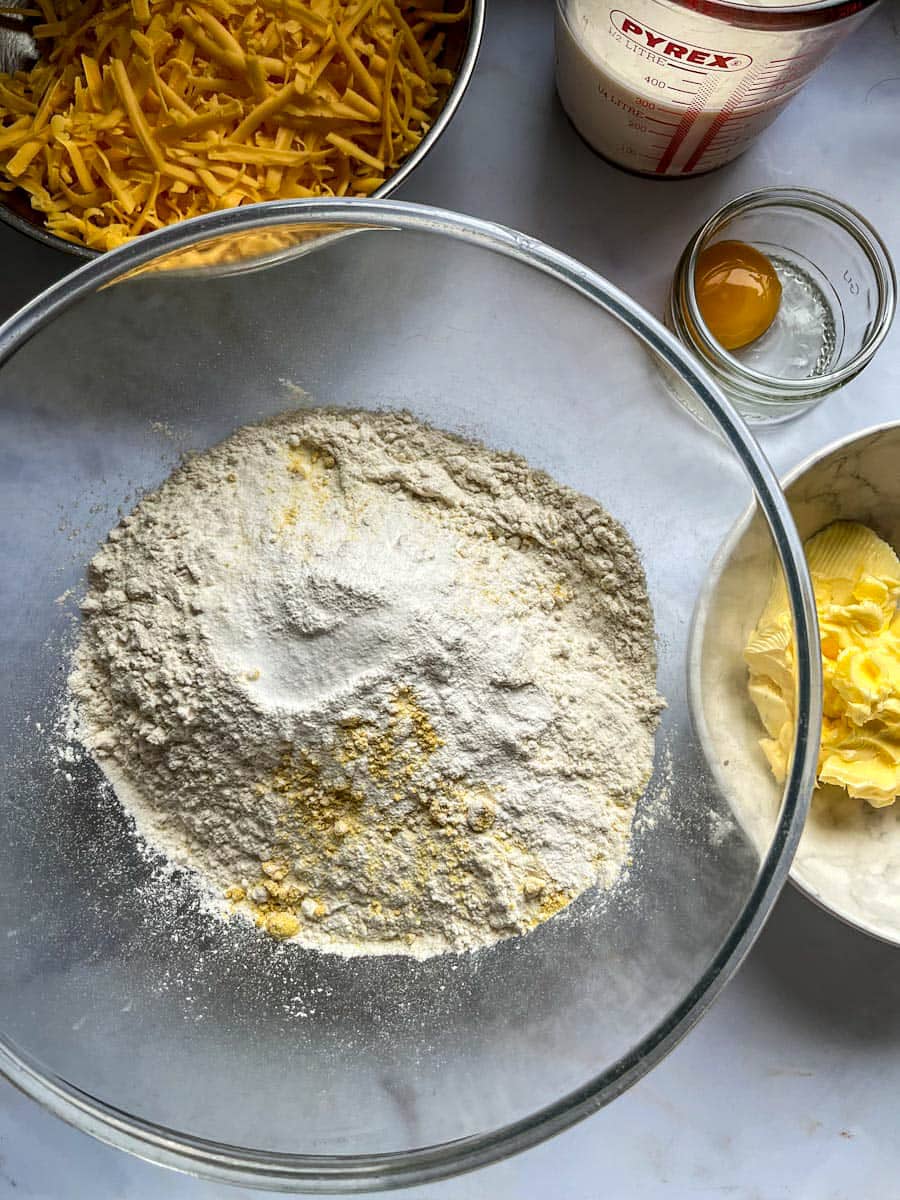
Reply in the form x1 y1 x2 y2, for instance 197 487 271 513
0 0 484 263
0 200 821 1191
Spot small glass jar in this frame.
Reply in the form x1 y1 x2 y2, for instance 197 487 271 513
667 188 896 425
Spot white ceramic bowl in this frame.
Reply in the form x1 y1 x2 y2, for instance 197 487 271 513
693 423 900 945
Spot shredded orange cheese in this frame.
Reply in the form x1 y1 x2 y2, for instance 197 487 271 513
0 0 466 250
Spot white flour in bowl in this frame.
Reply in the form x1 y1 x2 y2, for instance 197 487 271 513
69 408 662 957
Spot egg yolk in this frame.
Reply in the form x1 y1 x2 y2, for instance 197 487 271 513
694 239 782 351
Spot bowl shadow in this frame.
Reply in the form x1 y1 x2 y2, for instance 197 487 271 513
746 886 900 1045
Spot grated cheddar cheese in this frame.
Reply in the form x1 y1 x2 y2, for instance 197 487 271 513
0 0 465 250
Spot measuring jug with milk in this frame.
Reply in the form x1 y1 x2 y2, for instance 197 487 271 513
555 0 879 177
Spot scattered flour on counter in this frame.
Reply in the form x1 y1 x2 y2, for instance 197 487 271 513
68 408 663 957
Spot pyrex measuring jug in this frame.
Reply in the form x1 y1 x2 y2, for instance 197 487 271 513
556 0 879 177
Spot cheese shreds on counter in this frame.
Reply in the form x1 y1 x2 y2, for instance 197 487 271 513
0 0 465 250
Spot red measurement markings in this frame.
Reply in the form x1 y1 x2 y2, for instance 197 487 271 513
709 108 765 121
654 75 715 174
642 114 682 127
681 66 765 173
768 50 822 65
682 50 822 173
738 74 784 94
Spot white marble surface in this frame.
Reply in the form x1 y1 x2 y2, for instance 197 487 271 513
2 0 900 1195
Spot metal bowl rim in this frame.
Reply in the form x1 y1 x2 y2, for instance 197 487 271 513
0 0 486 259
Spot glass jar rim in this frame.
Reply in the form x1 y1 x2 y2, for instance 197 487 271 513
677 187 896 396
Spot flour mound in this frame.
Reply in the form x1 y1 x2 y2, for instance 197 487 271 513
69 409 663 958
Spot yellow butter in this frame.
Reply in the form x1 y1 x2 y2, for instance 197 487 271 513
745 520 900 808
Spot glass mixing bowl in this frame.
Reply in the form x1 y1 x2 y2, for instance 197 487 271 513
0 201 821 1192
